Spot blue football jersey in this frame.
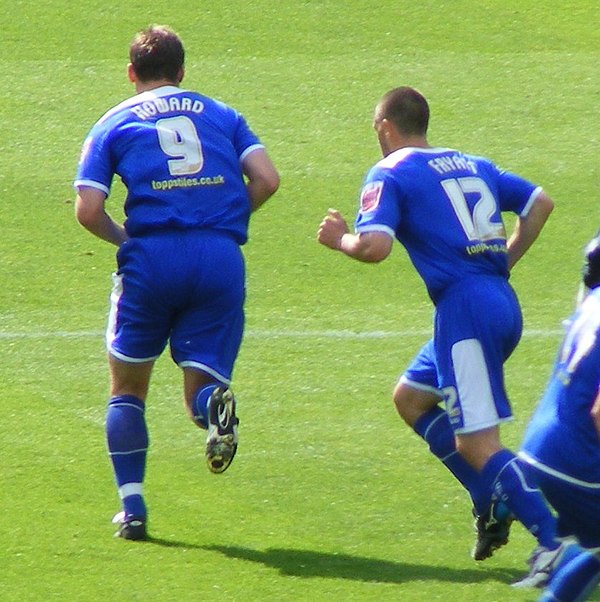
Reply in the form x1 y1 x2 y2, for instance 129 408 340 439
354 147 541 302
75 85 264 244
521 288 600 485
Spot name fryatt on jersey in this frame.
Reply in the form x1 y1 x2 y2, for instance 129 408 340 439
427 154 478 175
131 96 204 120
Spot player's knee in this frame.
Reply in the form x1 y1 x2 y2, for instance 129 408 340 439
393 381 440 427
393 382 413 423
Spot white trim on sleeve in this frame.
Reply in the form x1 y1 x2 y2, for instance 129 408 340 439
355 224 395 238
74 179 110 195
520 186 543 218
240 143 265 162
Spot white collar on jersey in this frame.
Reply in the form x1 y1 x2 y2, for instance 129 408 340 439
378 146 454 168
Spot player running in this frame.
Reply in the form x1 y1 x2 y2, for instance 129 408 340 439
74 25 279 540
318 86 560 562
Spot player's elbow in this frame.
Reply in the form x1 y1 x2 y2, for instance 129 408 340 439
248 170 280 211
355 232 393 263
360 246 389 263
535 191 555 220
75 200 96 229
244 149 280 203
261 171 280 198
74 193 105 231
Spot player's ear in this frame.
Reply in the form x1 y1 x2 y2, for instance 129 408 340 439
177 66 185 84
381 118 395 138
127 63 136 84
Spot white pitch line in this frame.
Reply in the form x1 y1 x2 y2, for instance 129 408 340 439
245 329 564 339
0 331 103 339
0 328 564 340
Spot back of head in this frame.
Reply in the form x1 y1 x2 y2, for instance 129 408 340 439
129 25 184 83
583 230 600 290
379 87 430 136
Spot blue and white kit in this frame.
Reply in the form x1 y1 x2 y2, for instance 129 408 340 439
520 288 600 549
355 147 542 433
75 86 264 383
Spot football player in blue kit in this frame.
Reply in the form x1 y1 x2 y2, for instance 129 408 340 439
74 25 279 540
317 86 562 564
513 232 600 599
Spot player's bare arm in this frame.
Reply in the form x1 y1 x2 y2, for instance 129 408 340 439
506 190 554 270
242 148 280 212
75 187 128 246
591 387 600 439
318 209 392 263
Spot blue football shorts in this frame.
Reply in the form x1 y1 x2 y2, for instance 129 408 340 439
106 230 245 384
400 276 522 434
400 339 443 398
522 463 600 550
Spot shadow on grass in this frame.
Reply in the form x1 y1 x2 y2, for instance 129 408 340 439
140 538 522 586
142 536 206 549
196 544 523 585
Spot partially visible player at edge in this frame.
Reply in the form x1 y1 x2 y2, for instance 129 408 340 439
74 25 279 540
513 232 600 600
317 86 560 561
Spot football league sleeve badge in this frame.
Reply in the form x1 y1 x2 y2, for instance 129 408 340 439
359 181 383 213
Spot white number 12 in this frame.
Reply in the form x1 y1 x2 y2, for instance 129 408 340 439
441 177 504 241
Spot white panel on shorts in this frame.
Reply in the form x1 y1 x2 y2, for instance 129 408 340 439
452 338 498 432
105 272 123 350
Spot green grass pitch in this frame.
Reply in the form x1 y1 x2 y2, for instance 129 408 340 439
0 1 598 600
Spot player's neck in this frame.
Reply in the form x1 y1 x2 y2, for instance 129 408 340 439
398 134 429 150
385 136 430 156
135 79 180 94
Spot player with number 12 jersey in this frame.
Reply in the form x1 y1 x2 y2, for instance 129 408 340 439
318 86 556 564
355 148 541 304
355 147 544 433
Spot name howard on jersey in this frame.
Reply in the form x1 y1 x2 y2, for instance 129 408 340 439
131 95 205 120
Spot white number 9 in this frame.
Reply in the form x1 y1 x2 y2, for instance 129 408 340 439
156 116 204 176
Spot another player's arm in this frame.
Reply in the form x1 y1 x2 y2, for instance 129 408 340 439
318 209 393 263
242 148 280 212
75 187 128 246
591 387 600 440
506 190 554 271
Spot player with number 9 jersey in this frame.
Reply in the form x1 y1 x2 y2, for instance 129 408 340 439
73 25 279 539
75 86 262 243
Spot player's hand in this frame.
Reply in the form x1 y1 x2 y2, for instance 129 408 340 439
318 209 349 250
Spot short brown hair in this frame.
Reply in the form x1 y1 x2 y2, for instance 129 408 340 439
129 25 184 83
378 87 430 136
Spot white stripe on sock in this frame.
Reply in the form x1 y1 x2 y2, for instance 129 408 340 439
119 482 143 499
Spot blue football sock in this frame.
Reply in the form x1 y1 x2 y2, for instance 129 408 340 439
414 406 491 514
481 450 558 549
106 395 149 519
191 384 219 429
541 550 600 602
